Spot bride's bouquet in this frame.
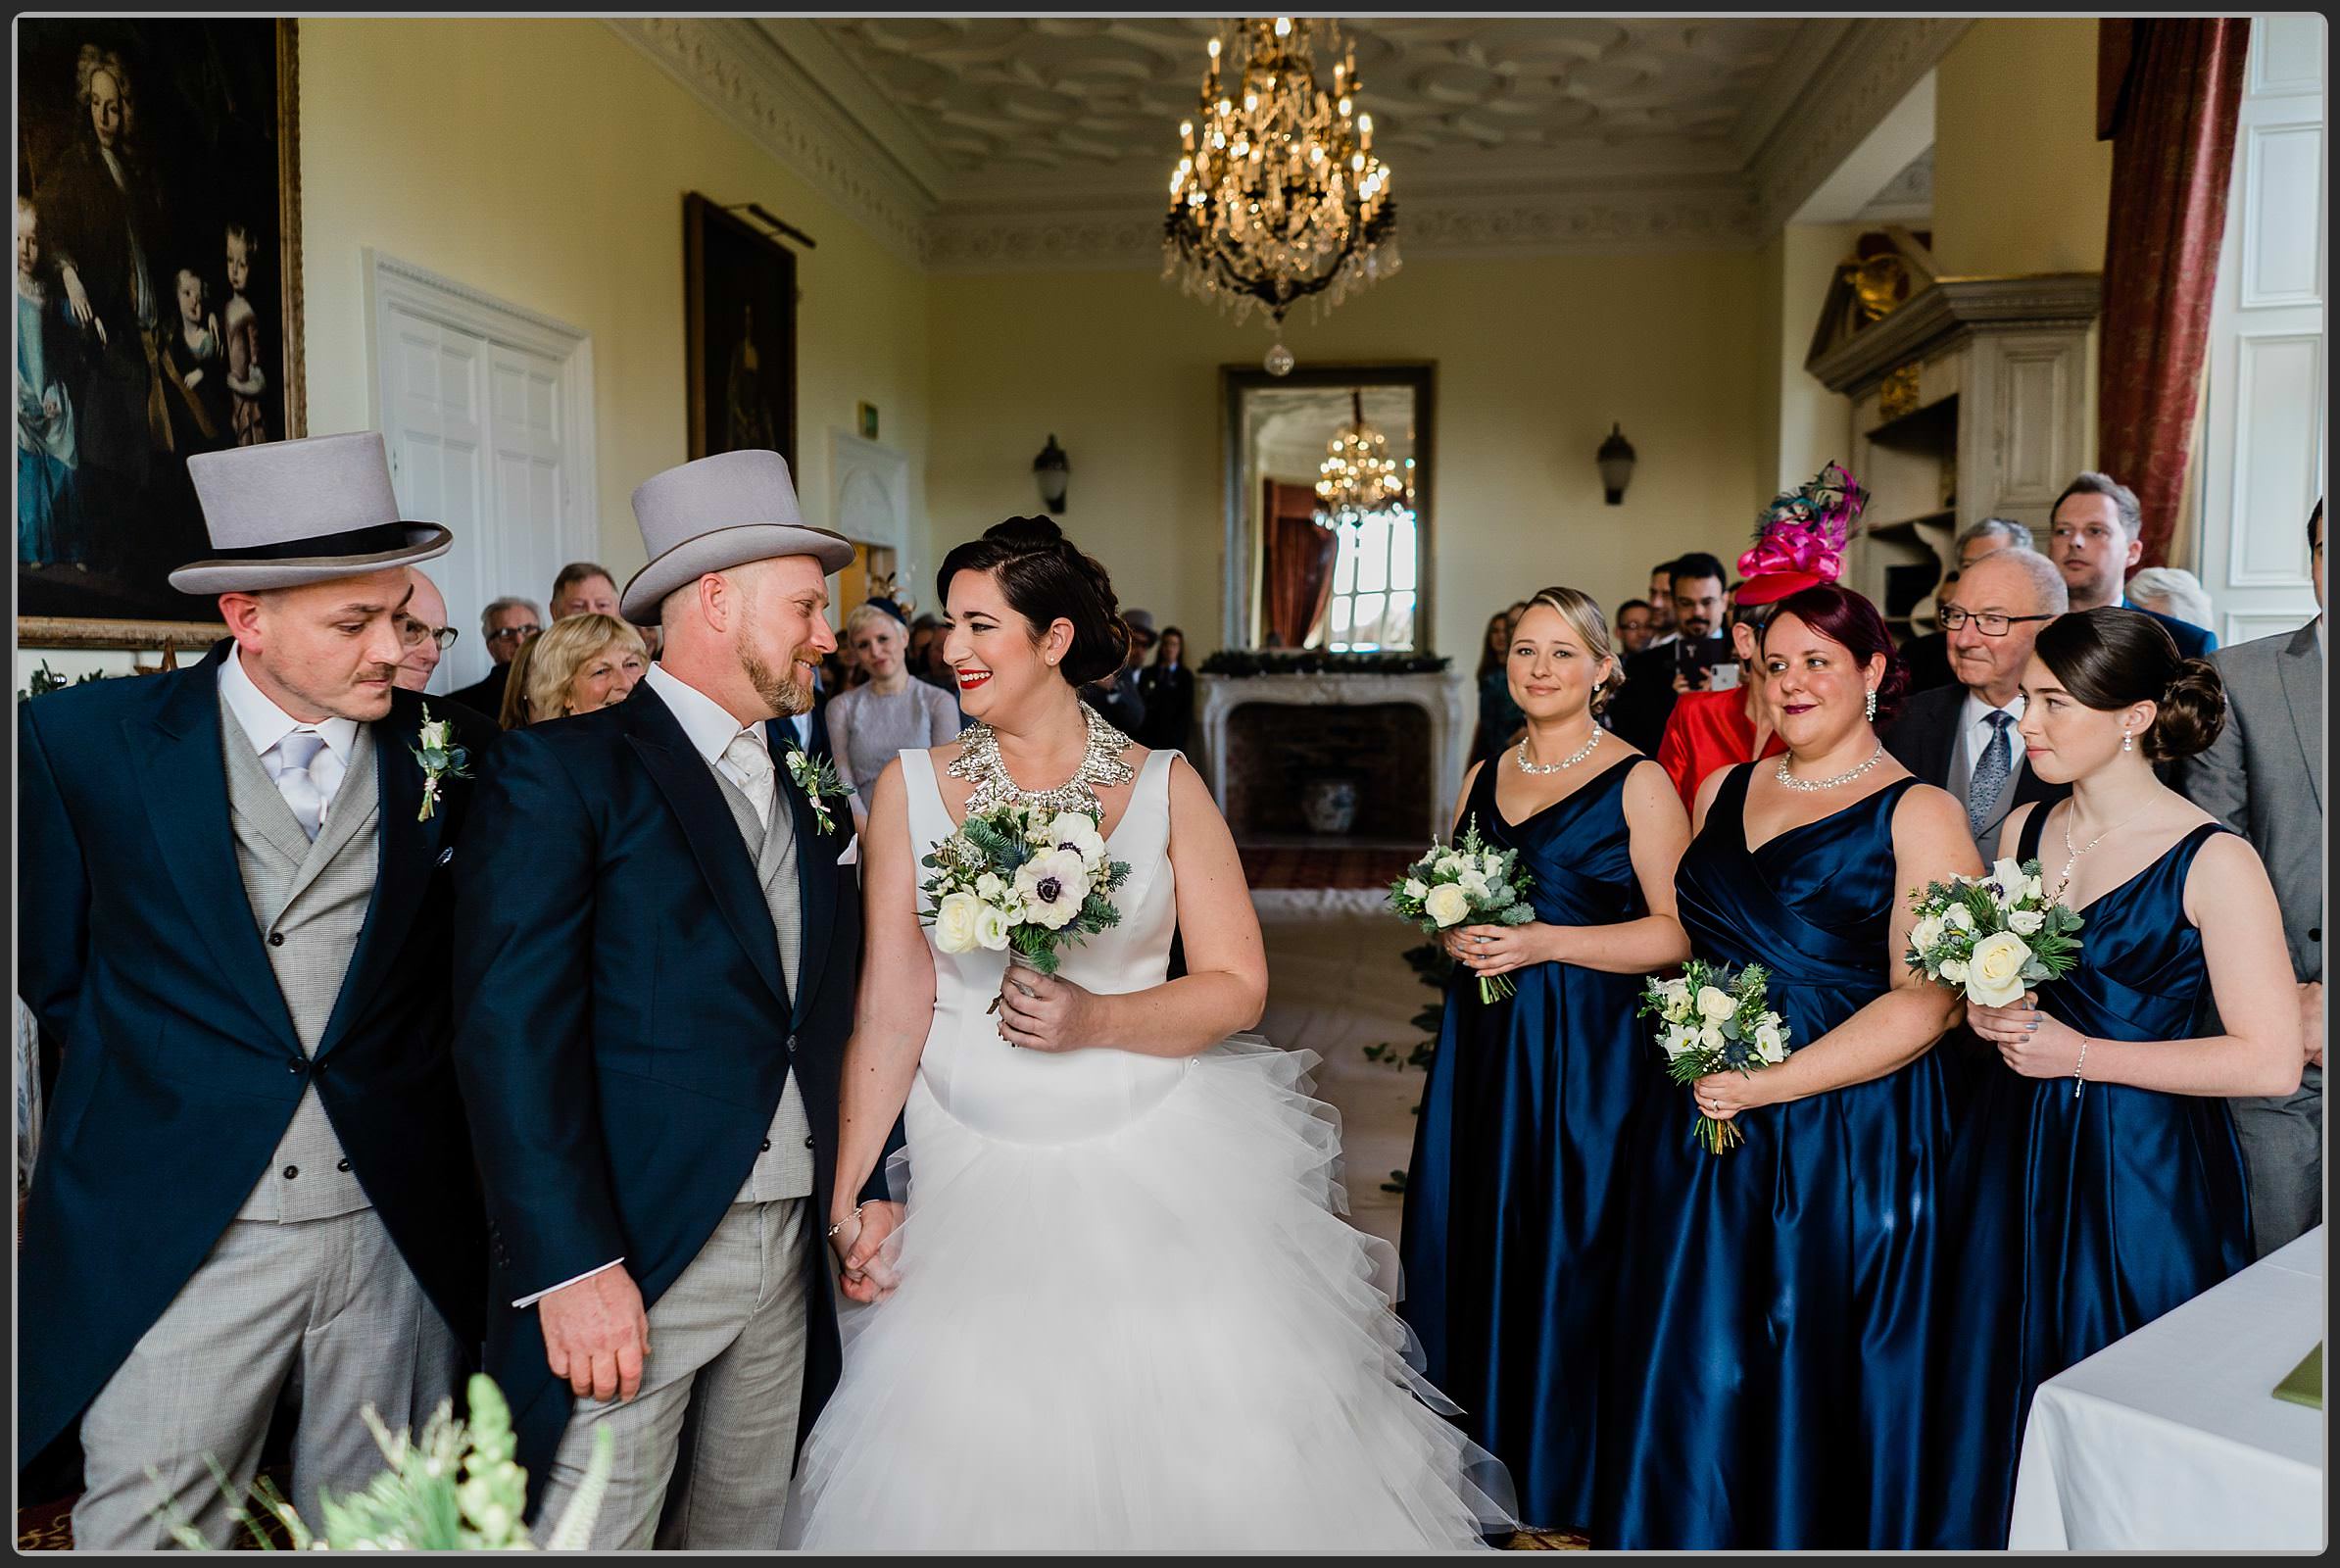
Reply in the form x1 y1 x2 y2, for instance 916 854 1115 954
1904 856 2083 1006
921 802 1133 1003
1388 815 1536 1004
1637 961 1793 1154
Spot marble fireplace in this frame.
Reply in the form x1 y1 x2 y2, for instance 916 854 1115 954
1194 668 1471 844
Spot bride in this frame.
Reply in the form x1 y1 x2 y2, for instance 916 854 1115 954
788 516 1516 1549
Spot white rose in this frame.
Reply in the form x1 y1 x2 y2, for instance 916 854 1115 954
1945 904 1974 932
2008 907 2044 936
1402 878 1429 902
1967 931 2034 1006
1481 852 1503 875
1699 1024 1725 1052
1939 958 1970 984
1424 883 1474 928
974 902 1014 951
933 892 982 954
1457 871 1491 902
975 872 1008 904
1910 913 1946 956
1013 850 1094 932
1696 985 1737 1023
1435 853 1466 878
1045 810 1108 866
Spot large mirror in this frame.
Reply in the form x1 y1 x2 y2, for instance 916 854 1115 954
1222 363 1435 653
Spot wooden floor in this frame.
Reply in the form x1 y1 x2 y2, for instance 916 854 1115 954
1238 842 1418 891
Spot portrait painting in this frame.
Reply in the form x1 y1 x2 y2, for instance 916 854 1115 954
15 18 303 647
684 192 797 468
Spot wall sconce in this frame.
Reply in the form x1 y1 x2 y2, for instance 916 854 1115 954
1034 434 1070 514
1597 422 1636 506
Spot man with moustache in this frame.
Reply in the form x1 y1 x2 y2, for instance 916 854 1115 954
1611 551 1729 752
453 450 896 1546
18 432 490 1546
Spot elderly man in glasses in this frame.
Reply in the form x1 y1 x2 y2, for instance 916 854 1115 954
445 595 545 720
392 571 463 696
1881 545 2072 859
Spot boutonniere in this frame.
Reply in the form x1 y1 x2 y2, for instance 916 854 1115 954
411 704 474 823
783 748 848 837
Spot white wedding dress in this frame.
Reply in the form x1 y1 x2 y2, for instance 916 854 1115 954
785 748 1517 1550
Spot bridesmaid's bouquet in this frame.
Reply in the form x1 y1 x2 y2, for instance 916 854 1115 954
1389 815 1536 1004
1904 856 2083 1006
920 802 1133 997
1637 961 1794 1154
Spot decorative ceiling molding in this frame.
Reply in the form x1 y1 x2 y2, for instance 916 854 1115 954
1744 17 1970 233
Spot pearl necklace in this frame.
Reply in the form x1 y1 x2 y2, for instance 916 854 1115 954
1775 743 1885 793
1514 726 1603 774
949 701 1136 818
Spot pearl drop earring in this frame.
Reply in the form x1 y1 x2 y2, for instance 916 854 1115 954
2121 728 2133 753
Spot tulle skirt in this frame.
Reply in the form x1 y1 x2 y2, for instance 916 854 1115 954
785 1037 1518 1550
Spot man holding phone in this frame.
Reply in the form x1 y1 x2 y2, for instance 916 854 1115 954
1612 551 1730 750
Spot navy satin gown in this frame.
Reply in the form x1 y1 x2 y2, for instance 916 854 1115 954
1398 754 1656 1532
1593 766 1948 1550
1924 813 2253 1549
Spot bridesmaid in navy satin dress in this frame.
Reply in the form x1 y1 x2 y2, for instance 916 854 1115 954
1593 584 1979 1550
1400 587 1691 1533
1924 609 2303 1548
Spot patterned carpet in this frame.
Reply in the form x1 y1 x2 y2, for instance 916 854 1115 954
1239 842 1417 890
18 1474 296 1550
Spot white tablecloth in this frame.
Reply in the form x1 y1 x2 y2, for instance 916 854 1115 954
2009 1225 2326 1549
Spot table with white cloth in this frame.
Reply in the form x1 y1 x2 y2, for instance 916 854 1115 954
2008 1225 2326 1550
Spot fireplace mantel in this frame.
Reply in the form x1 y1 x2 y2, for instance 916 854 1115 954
1195 669 1470 843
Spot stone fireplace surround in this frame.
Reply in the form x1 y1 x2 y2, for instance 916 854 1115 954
1194 669 1472 845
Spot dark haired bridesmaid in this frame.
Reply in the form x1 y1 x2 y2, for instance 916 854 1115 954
1399 586 1689 1534
1593 583 1980 1549
1924 608 2302 1548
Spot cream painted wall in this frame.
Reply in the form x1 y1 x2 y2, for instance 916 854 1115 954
1772 224 1861 497
297 19 932 607
926 252 1768 660
1930 20 2114 277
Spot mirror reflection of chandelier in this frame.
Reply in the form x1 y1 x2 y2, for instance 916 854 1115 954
1164 17 1400 375
1315 390 1408 529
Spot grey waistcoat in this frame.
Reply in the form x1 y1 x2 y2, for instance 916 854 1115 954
219 698 374 1223
709 762 816 1203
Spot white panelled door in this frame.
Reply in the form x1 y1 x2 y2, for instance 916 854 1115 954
2196 18 2325 647
367 252 597 692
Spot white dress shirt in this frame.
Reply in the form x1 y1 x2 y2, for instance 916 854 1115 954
1957 688 2026 799
218 651 361 832
515 663 778 1309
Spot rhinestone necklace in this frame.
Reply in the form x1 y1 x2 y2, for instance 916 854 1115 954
1775 743 1885 793
950 701 1136 819
1514 727 1603 775
2050 804 2139 903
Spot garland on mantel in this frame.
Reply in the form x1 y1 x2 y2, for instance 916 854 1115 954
1199 649 1451 678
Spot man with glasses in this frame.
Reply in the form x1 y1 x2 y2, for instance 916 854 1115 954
1881 546 2072 859
1901 517 2034 694
392 571 462 697
448 597 544 720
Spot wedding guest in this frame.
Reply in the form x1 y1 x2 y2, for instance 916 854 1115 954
1653 589 1787 808
1470 607 1526 764
1081 607 1151 736
1644 561 1678 643
1610 552 1730 753
448 596 541 717
550 560 621 620
1881 547 2071 859
908 612 959 699
2047 471 2218 657
828 599 961 833
2177 499 2325 1255
1596 582 1977 1550
221 221 268 446
1614 599 1657 657
522 612 646 722
392 569 460 698
1901 517 2033 693
1402 586 1690 1533
498 630 541 731
1925 608 2300 1548
15 195 86 571
1137 624 1194 752
2125 564 2216 632
18 432 490 1546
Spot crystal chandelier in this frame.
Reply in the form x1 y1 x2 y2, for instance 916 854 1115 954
1314 390 1407 528
1164 17 1399 375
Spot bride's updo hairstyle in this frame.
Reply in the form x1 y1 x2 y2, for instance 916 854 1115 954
937 515 1132 688
2033 606 2225 761
1761 580 1908 726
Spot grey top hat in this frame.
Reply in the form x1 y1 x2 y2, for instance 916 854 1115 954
1122 609 1157 639
620 449 854 624
170 431 453 595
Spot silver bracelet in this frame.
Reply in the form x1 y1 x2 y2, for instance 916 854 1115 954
2072 1036 2089 1100
825 1203 865 1240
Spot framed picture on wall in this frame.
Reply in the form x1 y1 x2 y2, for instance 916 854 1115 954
683 192 798 468
15 18 304 650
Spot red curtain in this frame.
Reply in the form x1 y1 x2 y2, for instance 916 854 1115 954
1261 480 1337 649
2095 19 2251 570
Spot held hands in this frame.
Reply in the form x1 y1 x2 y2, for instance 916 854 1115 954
1968 993 2088 1078
994 966 1097 1053
1442 922 1561 979
830 1200 905 1303
538 1266 651 1404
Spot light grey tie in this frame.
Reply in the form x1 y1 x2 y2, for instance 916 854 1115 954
723 730 778 833
1968 710 2015 837
271 730 331 841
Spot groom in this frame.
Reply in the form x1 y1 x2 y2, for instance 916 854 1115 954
453 449 889 1547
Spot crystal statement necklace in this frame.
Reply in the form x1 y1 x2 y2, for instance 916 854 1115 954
950 701 1136 819
1776 743 1885 793
1514 727 1602 775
